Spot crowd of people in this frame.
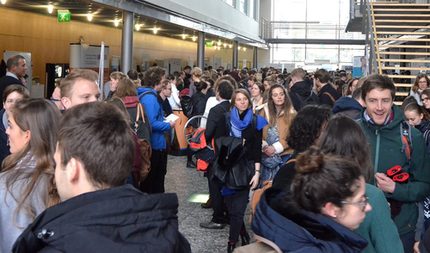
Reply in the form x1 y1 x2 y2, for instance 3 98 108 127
1 53 430 253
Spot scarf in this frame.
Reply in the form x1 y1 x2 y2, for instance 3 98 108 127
230 107 253 138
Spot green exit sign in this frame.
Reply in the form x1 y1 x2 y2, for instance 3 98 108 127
57 10 71 23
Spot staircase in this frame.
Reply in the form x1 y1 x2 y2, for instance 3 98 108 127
369 1 430 103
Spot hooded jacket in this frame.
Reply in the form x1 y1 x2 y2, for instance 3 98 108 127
359 106 430 235
137 87 170 150
332 96 363 120
12 185 191 253
248 189 367 253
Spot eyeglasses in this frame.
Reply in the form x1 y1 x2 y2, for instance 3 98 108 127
341 195 369 212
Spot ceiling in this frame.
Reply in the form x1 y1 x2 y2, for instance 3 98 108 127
0 0 244 48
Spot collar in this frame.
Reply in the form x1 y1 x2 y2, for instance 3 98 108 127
6 71 18 80
363 110 394 126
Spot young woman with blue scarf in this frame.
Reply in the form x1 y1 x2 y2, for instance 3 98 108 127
212 88 267 253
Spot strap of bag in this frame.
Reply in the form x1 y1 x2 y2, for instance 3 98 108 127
323 92 336 103
134 103 146 133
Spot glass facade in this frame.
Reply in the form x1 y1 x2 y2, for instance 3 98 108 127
270 0 365 69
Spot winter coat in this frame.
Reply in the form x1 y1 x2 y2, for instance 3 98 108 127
359 106 430 235
12 185 191 253
355 184 403 253
137 87 171 150
249 189 367 253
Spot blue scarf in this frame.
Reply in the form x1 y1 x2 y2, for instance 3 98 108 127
230 107 268 137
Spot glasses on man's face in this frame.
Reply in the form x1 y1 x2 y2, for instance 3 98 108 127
341 195 369 212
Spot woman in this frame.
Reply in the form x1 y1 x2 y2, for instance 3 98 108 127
166 74 181 110
0 99 61 253
250 82 264 112
0 85 29 164
421 88 430 114
271 105 332 190
410 74 430 105
258 84 296 185
318 116 403 253
240 147 371 253
106 71 127 100
403 102 430 153
345 78 359 96
212 89 267 253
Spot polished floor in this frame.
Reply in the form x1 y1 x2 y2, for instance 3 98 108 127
164 155 254 253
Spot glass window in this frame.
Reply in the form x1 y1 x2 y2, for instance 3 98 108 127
225 0 234 7
239 0 248 14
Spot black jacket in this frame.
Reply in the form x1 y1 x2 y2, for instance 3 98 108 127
318 84 341 107
13 185 191 253
205 100 230 144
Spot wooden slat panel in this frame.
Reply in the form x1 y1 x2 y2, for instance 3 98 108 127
375 19 430 23
380 52 430 55
387 75 416 78
379 45 430 49
378 37 430 41
376 25 430 28
376 31 430 35
381 59 430 63
372 3 430 6
395 92 409 96
383 66 430 71
374 8 430 12
375 14 430 17
394 83 413 87
394 101 403 105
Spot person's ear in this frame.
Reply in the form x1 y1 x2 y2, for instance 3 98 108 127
321 202 341 218
23 130 31 146
66 157 81 184
61 97 71 110
420 113 424 120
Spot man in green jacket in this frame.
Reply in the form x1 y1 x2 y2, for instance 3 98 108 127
359 74 430 253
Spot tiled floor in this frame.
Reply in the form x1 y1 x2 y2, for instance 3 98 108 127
164 155 253 253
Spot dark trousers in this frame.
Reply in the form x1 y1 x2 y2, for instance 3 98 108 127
401 230 415 253
224 189 249 242
140 149 167 194
209 167 227 224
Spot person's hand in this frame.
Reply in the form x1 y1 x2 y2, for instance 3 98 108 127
375 173 396 193
169 120 176 127
414 241 420 253
263 145 276 156
250 173 260 190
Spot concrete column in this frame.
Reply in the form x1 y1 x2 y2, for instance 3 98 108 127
121 11 133 73
197 31 205 69
232 41 239 69
253 47 258 69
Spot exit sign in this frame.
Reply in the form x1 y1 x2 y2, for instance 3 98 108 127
57 10 71 23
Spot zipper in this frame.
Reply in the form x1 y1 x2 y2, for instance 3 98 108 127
374 129 380 174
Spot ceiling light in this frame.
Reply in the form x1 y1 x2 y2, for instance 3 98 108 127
217 40 222 47
87 13 93 22
223 43 227 48
135 24 142 31
228 44 233 48
238 46 241 50
1 0 6 4
181 34 187 40
114 18 120 27
191 35 197 42
152 26 160 34
243 47 247 51
47 4 54 14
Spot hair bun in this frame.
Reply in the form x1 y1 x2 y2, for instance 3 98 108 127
296 146 324 174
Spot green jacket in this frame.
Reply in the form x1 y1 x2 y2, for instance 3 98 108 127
359 106 430 235
355 184 403 253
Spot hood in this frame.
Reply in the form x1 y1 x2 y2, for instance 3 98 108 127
137 86 155 96
332 97 363 114
13 185 189 253
121 96 139 108
417 120 430 133
291 80 312 97
252 189 367 252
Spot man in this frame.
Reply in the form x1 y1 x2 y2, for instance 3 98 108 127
12 102 190 252
59 69 100 109
359 74 430 253
288 68 318 111
313 68 340 107
0 55 27 109
137 66 175 194
200 79 234 229
332 86 364 120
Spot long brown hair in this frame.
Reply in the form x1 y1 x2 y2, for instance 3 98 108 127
2 99 61 220
267 84 295 126
412 74 430 93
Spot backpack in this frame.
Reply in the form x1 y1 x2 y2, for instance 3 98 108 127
180 95 193 118
189 128 214 172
